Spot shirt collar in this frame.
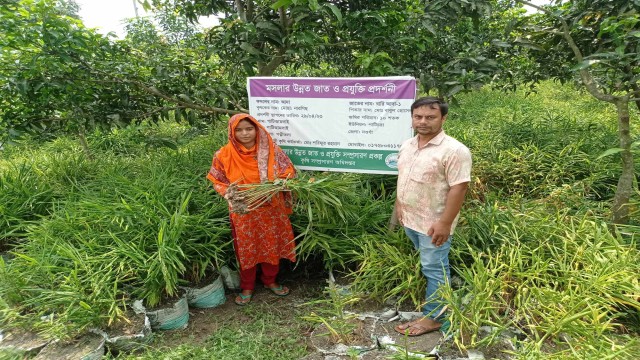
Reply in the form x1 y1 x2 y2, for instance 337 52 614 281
411 130 447 148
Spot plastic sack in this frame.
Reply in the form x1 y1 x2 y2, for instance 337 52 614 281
185 275 226 308
92 312 153 353
220 265 240 290
0 330 49 357
142 297 189 331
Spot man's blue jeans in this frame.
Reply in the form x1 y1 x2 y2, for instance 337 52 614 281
404 226 451 321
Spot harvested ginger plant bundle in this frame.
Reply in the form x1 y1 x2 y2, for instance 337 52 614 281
227 176 325 214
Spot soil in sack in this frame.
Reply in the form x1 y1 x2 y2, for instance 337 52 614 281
219 265 240 290
34 333 104 360
103 310 152 353
145 292 189 331
183 269 226 309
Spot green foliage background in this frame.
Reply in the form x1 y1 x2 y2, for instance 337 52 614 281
1 0 639 358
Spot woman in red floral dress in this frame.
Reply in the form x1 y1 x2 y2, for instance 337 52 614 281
207 113 296 305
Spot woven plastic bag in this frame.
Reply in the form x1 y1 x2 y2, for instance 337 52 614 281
185 275 226 308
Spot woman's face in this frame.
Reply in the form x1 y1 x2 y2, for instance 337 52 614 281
234 119 257 149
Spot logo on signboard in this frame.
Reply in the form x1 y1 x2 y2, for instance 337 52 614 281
385 153 398 169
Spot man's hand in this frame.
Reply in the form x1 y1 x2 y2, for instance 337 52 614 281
427 182 468 247
388 200 403 232
427 221 451 247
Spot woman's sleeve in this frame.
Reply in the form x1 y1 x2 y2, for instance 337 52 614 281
206 150 230 197
274 145 296 179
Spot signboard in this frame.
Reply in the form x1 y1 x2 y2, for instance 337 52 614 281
247 77 416 174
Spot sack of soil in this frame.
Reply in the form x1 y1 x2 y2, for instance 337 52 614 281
141 296 189 331
184 275 226 308
0 330 49 357
93 311 152 353
219 265 240 290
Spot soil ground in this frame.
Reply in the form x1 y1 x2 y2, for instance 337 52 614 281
1 268 514 359
123 269 446 359
152 273 324 349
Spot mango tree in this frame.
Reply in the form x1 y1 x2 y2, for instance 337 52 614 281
0 0 126 153
119 15 243 127
143 0 347 78
145 0 521 101
324 0 515 97
0 0 238 153
515 0 640 224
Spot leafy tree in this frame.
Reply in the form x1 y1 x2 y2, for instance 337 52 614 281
55 0 79 18
0 0 238 152
0 0 131 153
145 0 518 99
323 0 513 97
513 0 640 224
144 0 344 77
120 15 244 125
154 7 199 44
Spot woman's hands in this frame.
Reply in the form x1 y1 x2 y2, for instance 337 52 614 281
225 184 249 214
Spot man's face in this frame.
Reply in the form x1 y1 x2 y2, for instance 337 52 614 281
412 105 446 137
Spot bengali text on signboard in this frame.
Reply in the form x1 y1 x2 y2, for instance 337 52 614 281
247 77 416 174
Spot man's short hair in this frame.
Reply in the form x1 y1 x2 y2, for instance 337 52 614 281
411 97 448 117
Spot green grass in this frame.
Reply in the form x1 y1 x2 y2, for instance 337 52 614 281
0 122 233 338
114 316 310 360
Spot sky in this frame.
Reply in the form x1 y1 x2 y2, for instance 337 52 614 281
76 0 146 37
75 0 218 38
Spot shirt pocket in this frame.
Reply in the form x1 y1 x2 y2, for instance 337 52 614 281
409 160 440 183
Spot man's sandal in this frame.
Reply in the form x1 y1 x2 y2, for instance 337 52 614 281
263 284 290 296
234 291 253 306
